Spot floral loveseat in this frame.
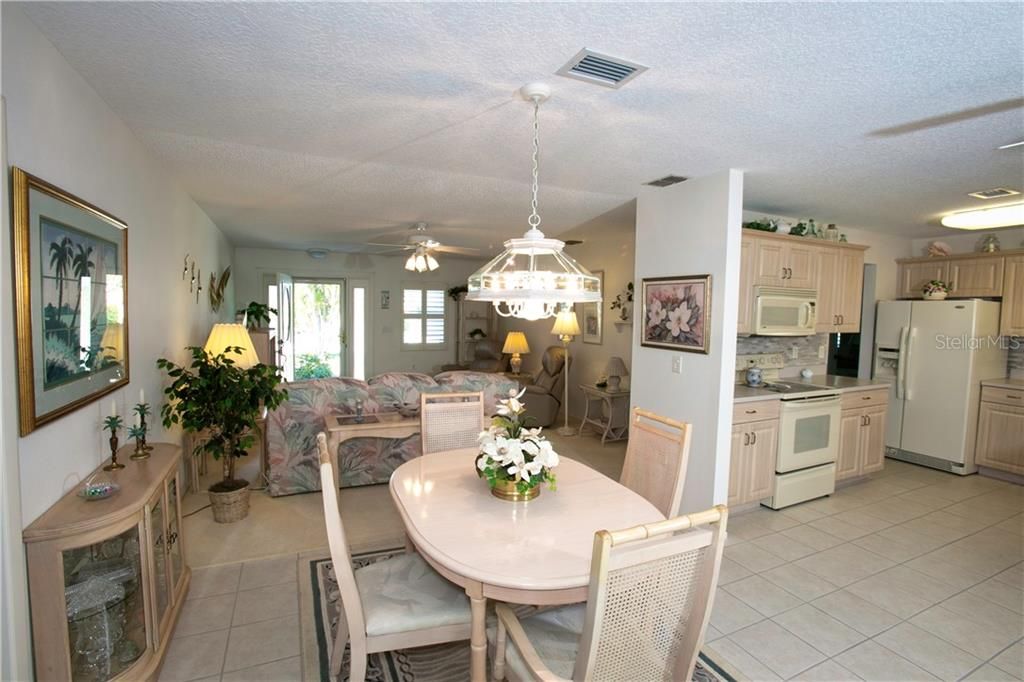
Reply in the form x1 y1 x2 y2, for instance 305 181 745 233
265 371 517 496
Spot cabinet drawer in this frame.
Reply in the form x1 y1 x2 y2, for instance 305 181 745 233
733 399 780 425
981 386 1024 408
841 389 889 410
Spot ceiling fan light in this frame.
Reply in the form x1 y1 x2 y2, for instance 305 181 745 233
405 254 417 271
426 253 439 271
415 253 428 272
940 202 1024 230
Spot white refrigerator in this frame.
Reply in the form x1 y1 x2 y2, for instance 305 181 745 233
873 300 1007 474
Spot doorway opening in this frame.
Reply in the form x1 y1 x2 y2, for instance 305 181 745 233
292 279 345 379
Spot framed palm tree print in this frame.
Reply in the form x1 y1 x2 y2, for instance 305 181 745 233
12 168 129 435
640 275 711 354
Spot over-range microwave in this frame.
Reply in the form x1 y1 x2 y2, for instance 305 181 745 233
754 287 817 336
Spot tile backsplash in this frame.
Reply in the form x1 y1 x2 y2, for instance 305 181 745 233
1010 338 1023 379
736 334 828 377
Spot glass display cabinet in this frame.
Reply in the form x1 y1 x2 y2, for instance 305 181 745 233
24 444 189 681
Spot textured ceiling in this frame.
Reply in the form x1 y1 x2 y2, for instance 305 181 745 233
16 1 1024 252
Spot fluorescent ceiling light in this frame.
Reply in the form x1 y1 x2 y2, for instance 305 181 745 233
941 202 1024 230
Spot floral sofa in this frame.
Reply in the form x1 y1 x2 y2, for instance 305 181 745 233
265 371 517 497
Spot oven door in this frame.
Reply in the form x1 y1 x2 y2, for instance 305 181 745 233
777 396 841 472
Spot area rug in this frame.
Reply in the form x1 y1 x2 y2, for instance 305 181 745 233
299 548 737 682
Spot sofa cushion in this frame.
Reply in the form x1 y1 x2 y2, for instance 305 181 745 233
433 371 519 415
368 372 438 414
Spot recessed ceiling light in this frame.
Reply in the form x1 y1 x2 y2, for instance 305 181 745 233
306 248 329 259
997 140 1024 150
941 202 1024 230
968 187 1020 200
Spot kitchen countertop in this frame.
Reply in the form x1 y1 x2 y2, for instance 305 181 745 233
733 375 891 404
981 377 1024 391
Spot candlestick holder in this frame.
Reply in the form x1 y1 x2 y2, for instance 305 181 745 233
102 415 125 471
132 403 154 458
128 425 150 461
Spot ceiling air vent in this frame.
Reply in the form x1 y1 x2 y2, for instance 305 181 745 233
645 175 689 187
556 49 648 89
968 187 1020 200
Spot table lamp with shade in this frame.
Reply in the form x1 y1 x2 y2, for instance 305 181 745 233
204 323 260 369
502 331 530 375
605 356 629 391
550 308 580 437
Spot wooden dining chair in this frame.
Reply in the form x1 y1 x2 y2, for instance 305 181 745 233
316 433 472 680
420 391 486 455
490 505 728 682
618 408 692 517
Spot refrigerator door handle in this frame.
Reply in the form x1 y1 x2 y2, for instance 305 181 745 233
903 327 917 401
896 326 908 400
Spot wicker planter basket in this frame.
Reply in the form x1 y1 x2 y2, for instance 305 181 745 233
209 484 250 523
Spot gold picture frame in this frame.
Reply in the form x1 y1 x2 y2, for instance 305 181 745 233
640 274 712 354
12 168 130 435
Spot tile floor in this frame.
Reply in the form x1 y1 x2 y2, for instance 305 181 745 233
706 460 1024 681
169 442 1023 682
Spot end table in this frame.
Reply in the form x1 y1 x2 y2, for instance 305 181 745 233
578 385 631 444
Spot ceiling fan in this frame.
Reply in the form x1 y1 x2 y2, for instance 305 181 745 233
367 222 480 272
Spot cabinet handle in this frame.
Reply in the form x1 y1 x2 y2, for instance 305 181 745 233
751 431 757 445
862 395 871 400
839 314 844 325
744 432 750 446
781 267 788 280
1006 394 1021 400
745 409 757 414
860 415 867 426
786 267 793 280
865 415 871 425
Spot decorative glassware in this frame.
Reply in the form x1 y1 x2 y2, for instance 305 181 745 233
64 527 145 680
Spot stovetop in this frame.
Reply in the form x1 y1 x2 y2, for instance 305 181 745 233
758 381 840 400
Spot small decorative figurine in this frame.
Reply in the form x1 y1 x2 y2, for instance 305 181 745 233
130 401 153 459
102 410 125 471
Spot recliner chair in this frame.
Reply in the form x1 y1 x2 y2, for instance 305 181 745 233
441 339 509 374
521 346 568 428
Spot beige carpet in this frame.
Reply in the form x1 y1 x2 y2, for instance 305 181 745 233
184 420 627 567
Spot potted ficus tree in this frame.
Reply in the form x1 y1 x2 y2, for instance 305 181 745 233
157 346 287 523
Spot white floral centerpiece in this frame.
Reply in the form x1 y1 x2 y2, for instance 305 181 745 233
476 388 559 501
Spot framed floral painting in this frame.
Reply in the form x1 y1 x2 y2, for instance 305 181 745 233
12 168 129 435
640 275 711 354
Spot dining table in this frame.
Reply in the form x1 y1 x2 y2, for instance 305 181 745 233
389 448 666 682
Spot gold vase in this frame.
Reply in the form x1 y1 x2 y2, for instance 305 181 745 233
490 479 540 502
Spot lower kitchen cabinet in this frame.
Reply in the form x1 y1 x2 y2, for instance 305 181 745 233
728 418 778 506
976 387 1024 475
837 404 887 481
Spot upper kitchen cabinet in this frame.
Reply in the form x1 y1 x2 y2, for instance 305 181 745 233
948 257 1004 298
753 236 818 289
737 238 756 334
1001 255 1024 336
898 259 949 299
816 245 866 333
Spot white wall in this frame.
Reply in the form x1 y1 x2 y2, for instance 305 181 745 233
633 170 744 513
910 227 1024 257
496 203 636 420
233 247 487 376
2 6 234 526
742 210 914 301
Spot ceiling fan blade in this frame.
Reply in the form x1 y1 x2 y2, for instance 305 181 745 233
433 245 480 256
563 239 584 246
366 242 415 250
869 98 1024 137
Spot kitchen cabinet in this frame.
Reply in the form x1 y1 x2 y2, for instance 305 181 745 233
1000 255 1024 336
816 247 865 333
975 386 1024 475
737 238 755 335
23 444 188 681
836 395 888 481
728 401 778 506
948 257 1004 298
898 260 949 299
754 238 818 290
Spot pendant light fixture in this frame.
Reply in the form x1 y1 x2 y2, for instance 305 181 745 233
467 83 601 321
404 245 439 272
